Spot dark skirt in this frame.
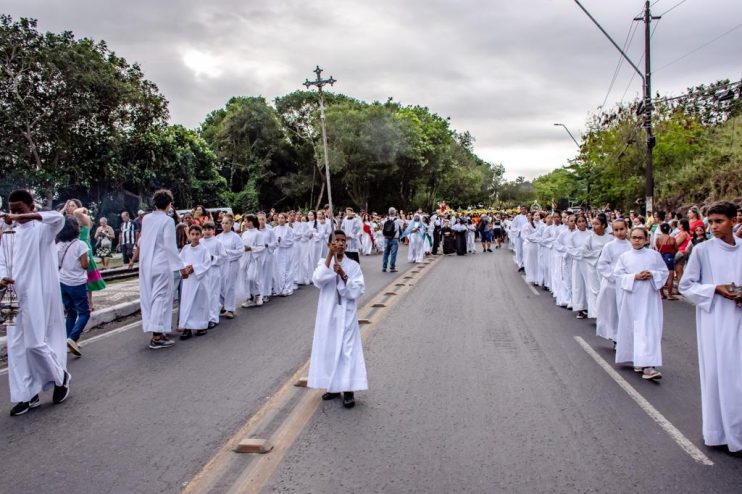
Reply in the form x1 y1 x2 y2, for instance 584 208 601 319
455 232 467 255
443 233 456 254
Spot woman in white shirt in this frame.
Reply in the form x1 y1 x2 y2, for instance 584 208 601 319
56 216 91 356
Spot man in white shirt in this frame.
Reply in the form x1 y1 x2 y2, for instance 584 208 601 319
340 207 362 264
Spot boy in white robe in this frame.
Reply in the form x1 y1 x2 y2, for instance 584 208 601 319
679 201 742 452
217 215 242 319
200 222 225 328
596 219 630 346
258 213 275 303
555 215 576 308
614 226 669 381
1 190 70 416
272 213 295 296
240 215 265 307
309 229 367 409
178 224 212 339
137 190 192 349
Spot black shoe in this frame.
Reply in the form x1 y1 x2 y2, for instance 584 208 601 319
195 329 208 336
322 392 341 401
10 395 40 416
390 268 398 273
382 268 387 272
149 337 175 349
180 330 193 340
518 267 525 272
576 311 587 319
343 392 355 409
53 370 71 404
219 307 226 315
208 321 217 329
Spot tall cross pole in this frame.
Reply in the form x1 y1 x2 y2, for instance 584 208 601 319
303 66 336 231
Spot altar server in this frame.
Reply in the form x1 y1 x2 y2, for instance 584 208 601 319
239 215 265 307
308 230 367 409
258 213 275 303
200 222 225 328
596 219 631 345
217 215 242 319
568 215 592 319
679 201 742 452
178 224 212 339
272 213 295 297
614 226 669 381
577 213 612 318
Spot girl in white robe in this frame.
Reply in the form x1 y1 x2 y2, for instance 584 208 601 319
568 215 592 317
239 216 265 307
217 216 243 318
577 214 612 319
549 216 565 300
178 226 212 338
402 214 426 264
303 213 319 282
200 223 226 327
293 218 310 286
272 214 295 297
614 227 669 380
316 212 332 259
555 216 576 308
258 215 275 302
522 213 540 285
596 220 631 344
679 203 742 452
360 215 374 256
466 220 476 253
538 215 553 290
308 236 367 406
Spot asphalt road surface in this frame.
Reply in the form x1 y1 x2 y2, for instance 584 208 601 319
1 246 741 493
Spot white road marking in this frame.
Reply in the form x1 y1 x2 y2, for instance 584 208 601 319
574 336 713 466
520 275 540 296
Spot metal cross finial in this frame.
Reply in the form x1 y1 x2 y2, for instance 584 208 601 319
303 65 336 90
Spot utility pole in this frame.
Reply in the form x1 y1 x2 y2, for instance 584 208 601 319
573 1 660 214
303 66 336 229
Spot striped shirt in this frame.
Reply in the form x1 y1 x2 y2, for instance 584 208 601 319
120 220 137 245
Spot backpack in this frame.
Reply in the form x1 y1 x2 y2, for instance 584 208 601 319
382 218 397 239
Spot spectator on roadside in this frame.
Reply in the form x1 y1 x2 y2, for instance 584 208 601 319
134 210 145 241
94 217 115 269
381 207 405 273
119 211 137 266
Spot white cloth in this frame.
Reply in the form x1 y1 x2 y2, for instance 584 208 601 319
679 237 742 451
239 228 264 299
259 226 275 298
217 230 243 312
577 232 612 318
1 212 67 403
614 248 669 367
466 224 476 253
511 213 528 268
272 224 295 296
316 220 333 259
360 222 374 256
200 236 225 323
555 227 575 307
308 256 368 392
522 221 540 284
301 222 317 283
595 239 631 341
178 243 211 330
139 211 185 333
340 216 362 253
57 239 89 286
568 229 591 311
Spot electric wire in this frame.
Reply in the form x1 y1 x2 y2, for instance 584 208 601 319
655 22 742 72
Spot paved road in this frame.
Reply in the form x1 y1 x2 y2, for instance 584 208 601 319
0 251 413 493
265 249 742 493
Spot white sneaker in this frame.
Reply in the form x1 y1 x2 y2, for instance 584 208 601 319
642 367 662 380
262 297 270 303
67 338 82 357
241 300 255 308
256 296 263 306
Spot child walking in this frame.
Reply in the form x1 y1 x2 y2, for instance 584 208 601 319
178 224 212 339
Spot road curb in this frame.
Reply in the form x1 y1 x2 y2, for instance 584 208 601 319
1 299 141 352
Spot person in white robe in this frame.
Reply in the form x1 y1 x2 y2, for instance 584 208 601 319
568 215 592 318
1 190 70 416
239 215 265 307
679 201 742 452
217 215 242 319
293 217 310 286
548 213 565 300
137 190 191 349
538 214 553 290
555 215 576 308
577 214 612 319
511 206 528 269
402 214 426 264
522 213 540 284
315 211 332 262
614 226 669 380
360 215 374 256
258 213 275 303
596 219 630 344
308 229 367 409
466 219 477 254
302 213 319 283
178 225 212 338
200 222 225 327
272 213 295 297
340 208 363 264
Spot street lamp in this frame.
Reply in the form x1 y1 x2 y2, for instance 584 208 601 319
553 123 580 148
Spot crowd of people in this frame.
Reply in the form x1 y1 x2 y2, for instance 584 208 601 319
1 188 740 453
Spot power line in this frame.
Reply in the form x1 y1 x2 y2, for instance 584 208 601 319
655 22 742 72
620 20 661 102
658 0 688 16
600 21 641 108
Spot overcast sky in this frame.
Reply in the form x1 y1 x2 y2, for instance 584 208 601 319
5 0 740 179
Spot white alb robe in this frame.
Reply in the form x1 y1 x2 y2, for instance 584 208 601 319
272 224 295 296
360 222 374 255
595 239 631 341
555 227 575 307
308 256 367 392
316 220 332 259
679 237 742 451
178 243 211 330
522 221 540 284
200 236 225 323
614 248 669 367
568 229 591 311
1 212 67 403
139 211 185 333
511 214 527 267
577 232 612 319
217 230 243 312
301 223 318 283
239 228 264 299
259 227 275 298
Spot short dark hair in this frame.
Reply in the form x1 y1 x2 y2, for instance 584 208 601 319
596 213 608 228
203 221 216 230
244 214 258 227
334 229 347 238
8 189 34 206
660 223 670 234
152 189 174 210
706 201 737 219
188 224 202 234
57 216 81 242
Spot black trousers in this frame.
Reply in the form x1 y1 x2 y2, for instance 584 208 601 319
345 251 360 264
432 226 442 254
